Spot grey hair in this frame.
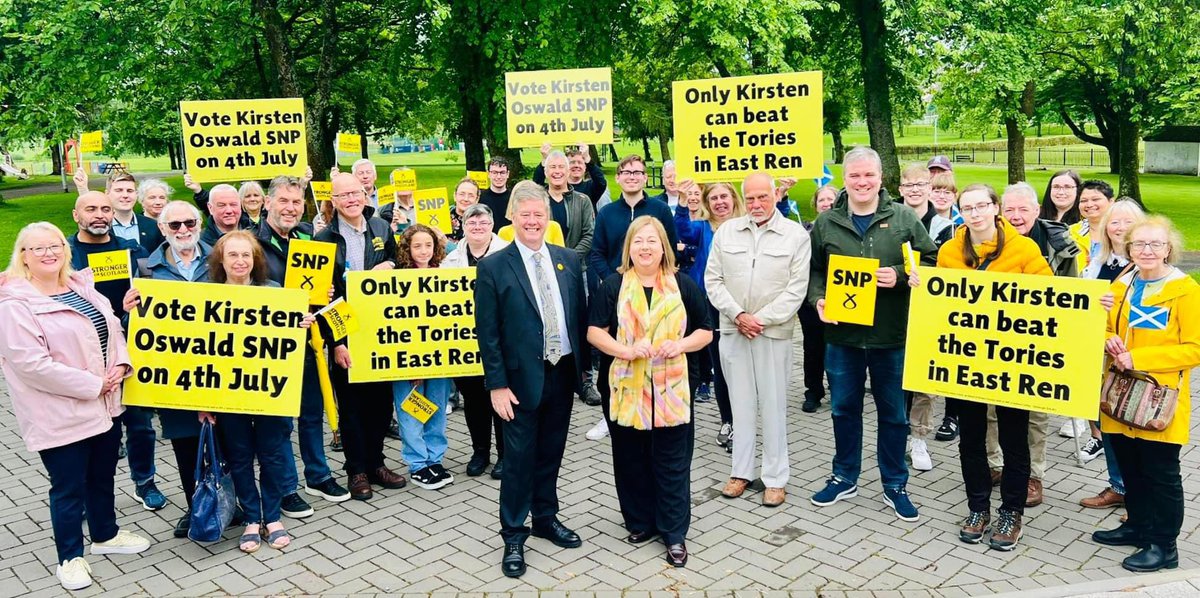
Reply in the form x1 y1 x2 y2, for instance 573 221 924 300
352 158 375 173
507 180 551 219
137 179 173 205
238 180 264 201
740 172 777 199
843 146 883 172
267 175 305 199
209 183 238 198
158 200 203 224
662 160 676 171
463 203 494 221
545 150 568 167
1002 182 1040 207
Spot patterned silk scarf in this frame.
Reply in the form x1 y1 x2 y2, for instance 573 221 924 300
608 270 690 430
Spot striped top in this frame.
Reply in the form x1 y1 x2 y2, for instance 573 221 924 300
51 290 109 361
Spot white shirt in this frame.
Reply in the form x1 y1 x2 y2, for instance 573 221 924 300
514 240 572 359
666 194 679 210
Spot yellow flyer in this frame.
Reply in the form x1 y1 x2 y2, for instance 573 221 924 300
400 389 438 424
467 170 489 188
903 242 920 275
284 239 337 305
414 188 452 234
390 168 417 192
316 298 359 342
505 67 613 147
80 130 104 153
87 249 131 282
823 255 879 326
336 132 361 153
672 71 823 183
902 267 1108 417
179 98 308 183
310 181 331 202
123 279 308 416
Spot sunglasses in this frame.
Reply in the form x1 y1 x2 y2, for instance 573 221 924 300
166 219 198 231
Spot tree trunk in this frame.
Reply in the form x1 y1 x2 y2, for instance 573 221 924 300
588 144 603 167
167 142 178 171
49 136 63 176
641 137 652 161
458 97 486 171
657 134 671 162
850 0 901 192
607 144 619 161
1004 115 1025 184
1117 116 1141 205
355 111 369 159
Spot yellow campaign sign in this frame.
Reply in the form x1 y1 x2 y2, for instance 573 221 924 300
400 388 438 424
414 188 452 234
310 181 331 202
80 130 104 153
123 279 308 416
823 255 879 326
903 242 920 276
902 267 1109 418
87 249 131 282
672 71 824 184
390 169 417 192
316 298 359 342
377 184 397 205
505 67 613 148
284 239 337 305
467 170 489 189
179 98 308 183
336 132 361 153
346 268 482 382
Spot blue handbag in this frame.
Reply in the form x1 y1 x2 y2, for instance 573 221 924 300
188 421 236 543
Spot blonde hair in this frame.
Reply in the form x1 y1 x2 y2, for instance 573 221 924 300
6 222 74 286
1096 200 1147 264
702 182 745 229
1127 215 1184 266
617 216 677 275
931 171 957 194
901 164 930 180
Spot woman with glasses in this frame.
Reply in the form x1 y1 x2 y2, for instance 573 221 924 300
0 222 150 590
1091 216 1200 572
1039 169 1083 225
936 184 1051 552
449 177 481 243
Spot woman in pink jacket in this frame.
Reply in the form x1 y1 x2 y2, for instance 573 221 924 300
0 222 151 591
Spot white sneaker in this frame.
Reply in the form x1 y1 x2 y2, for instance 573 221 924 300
910 438 933 471
90 529 150 555
1059 418 1087 438
57 557 92 590
586 418 609 440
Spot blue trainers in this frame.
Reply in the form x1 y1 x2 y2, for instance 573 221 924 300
883 486 919 522
135 480 167 511
811 476 858 506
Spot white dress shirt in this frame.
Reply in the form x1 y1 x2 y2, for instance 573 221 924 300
514 240 572 358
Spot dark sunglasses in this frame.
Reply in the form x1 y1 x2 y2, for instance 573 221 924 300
166 219 198 231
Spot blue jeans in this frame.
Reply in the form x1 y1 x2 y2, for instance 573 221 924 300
1102 431 1126 494
826 344 909 488
119 406 156 486
393 378 451 472
293 348 332 487
220 414 292 524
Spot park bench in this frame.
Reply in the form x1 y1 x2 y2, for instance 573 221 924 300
98 162 130 175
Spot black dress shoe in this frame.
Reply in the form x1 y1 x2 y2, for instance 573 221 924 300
531 520 582 548
801 397 820 413
502 543 526 578
1123 543 1178 573
173 510 191 538
666 543 688 567
1092 524 1144 547
626 530 658 544
466 453 489 477
490 459 504 480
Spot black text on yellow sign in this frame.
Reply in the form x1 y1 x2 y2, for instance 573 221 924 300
123 279 308 416
87 249 131 282
347 268 482 382
284 239 336 305
400 389 438 424
901 267 1108 418
823 255 878 326
505 67 614 148
414 188 452 234
179 98 308 183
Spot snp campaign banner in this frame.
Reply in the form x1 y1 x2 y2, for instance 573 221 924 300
902 267 1109 418
180 98 308 183
505 68 613 148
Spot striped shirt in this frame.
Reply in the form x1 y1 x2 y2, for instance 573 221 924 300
51 290 110 361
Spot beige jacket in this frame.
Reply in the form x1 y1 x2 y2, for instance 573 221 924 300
705 209 811 340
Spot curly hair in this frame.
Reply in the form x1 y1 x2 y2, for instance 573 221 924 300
396 223 446 269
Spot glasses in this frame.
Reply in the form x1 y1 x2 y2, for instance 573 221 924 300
930 188 955 195
465 220 493 229
1129 241 1168 253
166 219 198 231
618 170 646 177
1051 185 1076 191
487 170 507 175
899 182 930 190
332 190 365 201
959 202 994 215
24 244 64 257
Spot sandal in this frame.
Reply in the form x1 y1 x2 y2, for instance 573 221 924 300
265 524 290 549
238 525 262 553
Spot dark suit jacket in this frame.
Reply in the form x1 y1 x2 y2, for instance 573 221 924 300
134 213 165 255
475 241 588 410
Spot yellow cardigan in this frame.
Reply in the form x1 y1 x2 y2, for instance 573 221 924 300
497 221 565 247
937 217 1052 275
1102 268 1200 444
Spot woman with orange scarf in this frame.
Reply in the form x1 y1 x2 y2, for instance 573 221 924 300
587 216 713 568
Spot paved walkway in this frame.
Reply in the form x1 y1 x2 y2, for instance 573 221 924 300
2 340 1199 596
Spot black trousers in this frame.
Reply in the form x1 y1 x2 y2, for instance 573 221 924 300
708 302 732 424
457 375 505 459
330 362 393 476
39 422 122 563
171 438 201 509
1109 433 1183 546
500 359 575 544
798 301 826 402
958 401 1029 514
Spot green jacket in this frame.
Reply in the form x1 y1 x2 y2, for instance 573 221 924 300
808 189 938 349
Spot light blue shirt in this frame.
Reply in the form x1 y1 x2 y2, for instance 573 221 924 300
112 214 139 243
514 240 572 358
173 244 206 281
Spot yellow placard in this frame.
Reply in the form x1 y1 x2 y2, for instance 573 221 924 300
346 268 482 382
672 71 824 183
400 389 438 424
87 249 131 282
310 181 331 202
903 242 920 276
80 130 104 153
337 132 361 154
823 255 879 326
123 279 308 416
467 170 489 189
505 67 613 148
390 169 417 192
414 188 452 234
902 267 1108 417
376 184 397 205
179 98 308 183
316 298 359 342
284 239 337 306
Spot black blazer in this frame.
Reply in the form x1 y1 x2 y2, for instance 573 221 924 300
134 213 165 255
475 242 588 409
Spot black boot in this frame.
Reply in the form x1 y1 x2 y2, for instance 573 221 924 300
1092 524 1144 547
1122 543 1178 573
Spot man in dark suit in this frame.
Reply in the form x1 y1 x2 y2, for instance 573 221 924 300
475 182 589 578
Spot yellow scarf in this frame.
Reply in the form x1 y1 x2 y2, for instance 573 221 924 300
608 270 690 429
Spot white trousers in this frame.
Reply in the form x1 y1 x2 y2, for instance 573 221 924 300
721 332 793 488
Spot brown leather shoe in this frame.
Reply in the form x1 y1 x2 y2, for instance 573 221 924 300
1080 487 1125 509
990 468 1002 487
369 466 407 489
666 542 688 567
763 487 786 507
349 473 372 501
1025 478 1043 507
722 478 750 498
